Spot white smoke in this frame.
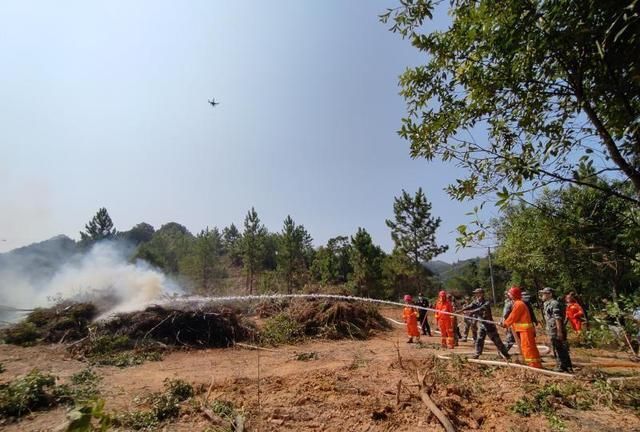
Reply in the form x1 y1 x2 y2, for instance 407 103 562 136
0 241 181 320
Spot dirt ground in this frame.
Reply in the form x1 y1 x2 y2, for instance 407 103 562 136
2 310 640 432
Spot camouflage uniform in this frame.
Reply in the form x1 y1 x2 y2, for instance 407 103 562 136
503 298 515 351
461 299 510 358
543 298 573 372
461 300 478 342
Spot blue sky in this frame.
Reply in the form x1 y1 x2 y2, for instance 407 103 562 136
0 1 491 262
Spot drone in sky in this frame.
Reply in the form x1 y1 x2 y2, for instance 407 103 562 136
208 98 220 107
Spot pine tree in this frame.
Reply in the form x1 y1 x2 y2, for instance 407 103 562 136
277 215 313 293
181 227 223 292
222 223 242 266
349 228 385 298
80 207 116 245
241 207 267 294
385 189 448 287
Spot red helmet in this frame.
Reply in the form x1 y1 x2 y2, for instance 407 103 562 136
403 294 413 302
438 290 447 299
508 286 522 300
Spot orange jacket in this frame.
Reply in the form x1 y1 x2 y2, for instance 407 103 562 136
403 306 419 322
566 302 584 322
435 300 453 322
504 300 534 332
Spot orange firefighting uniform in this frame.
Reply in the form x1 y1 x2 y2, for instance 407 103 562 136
403 306 420 338
566 301 585 332
504 298 542 368
435 291 455 349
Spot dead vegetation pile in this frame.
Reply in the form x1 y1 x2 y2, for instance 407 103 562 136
94 305 256 348
259 299 390 345
290 299 390 339
0 303 96 346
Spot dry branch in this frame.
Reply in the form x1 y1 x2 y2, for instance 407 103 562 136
416 369 456 432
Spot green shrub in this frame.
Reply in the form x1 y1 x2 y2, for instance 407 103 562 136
0 370 57 418
116 378 194 429
65 399 112 432
85 335 132 356
2 322 40 346
260 313 304 345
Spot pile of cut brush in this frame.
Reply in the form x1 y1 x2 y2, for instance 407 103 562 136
0 302 96 346
94 304 256 348
261 299 391 342
1 302 255 350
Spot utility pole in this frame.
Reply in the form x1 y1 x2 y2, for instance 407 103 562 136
487 246 496 304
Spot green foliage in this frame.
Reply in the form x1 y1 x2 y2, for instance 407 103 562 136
381 0 640 212
495 182 640 299
134 222 194 273
64 368 102 402
117 379 193 430
511 383 592 431
349 228 385 298
310 236 352 285
117 222 155 245
277 215 313 293
0 370 57 418
241 207 267 294
92 350 163 368
0 362 5 374
209 399 235 418
80 208 116 245
79 335 163 368
260 313 305 345
65 399 112 432
85 335 132 356
2 321 40 346
180 227 225 293
385 188 448 283
222 223 243 266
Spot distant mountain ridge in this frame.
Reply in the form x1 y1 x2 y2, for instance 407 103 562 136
0 235 80 283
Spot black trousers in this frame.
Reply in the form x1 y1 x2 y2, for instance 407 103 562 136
418 313 431 336
475 324 509 357
551 337 573 371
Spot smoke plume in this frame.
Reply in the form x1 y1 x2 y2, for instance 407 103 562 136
0 241 181 321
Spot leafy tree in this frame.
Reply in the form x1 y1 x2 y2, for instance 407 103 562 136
241 207 267 294
495 180 640 302
277 216 313 293
180 227 224 292
80 208 116 245
222 224 242 266
381 0 640 213
349 228 385 298
135 222 194 273
310 236 352 285
118 222 155 245
385 188 448 286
